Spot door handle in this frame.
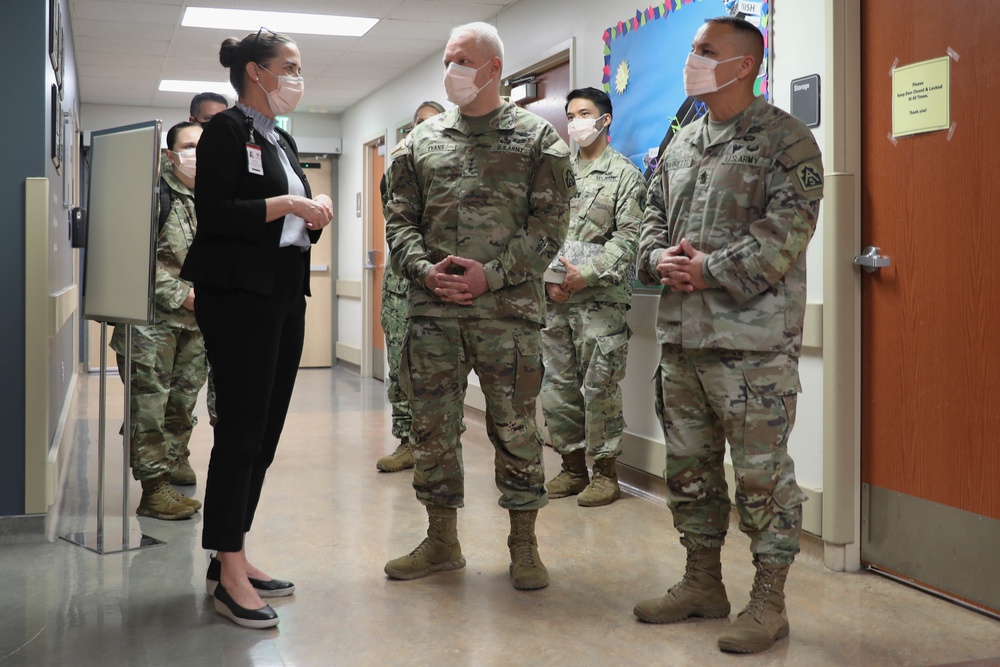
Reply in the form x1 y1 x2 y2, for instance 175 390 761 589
854 246 891 273
364 249 377 271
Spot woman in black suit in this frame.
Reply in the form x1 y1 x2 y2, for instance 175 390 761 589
181 29 333 629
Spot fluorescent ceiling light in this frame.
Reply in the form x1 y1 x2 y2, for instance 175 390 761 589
159 79 236 96
182 7 378 37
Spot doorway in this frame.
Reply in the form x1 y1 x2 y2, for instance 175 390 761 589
299 156 334 368
513 59 570 144
364 137 387 381
860 0 1000 615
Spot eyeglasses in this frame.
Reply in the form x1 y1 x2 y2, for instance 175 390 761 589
248 26 276 62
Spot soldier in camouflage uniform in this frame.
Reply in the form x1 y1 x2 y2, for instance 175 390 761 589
382 22 574 591
631 18 824 654
376 101 445 473
541 87 646 507
111 121 209 521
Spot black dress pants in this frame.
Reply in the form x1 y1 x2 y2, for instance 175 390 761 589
195 247 307 552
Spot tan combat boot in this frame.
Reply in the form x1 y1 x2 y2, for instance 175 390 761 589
633 544 731 623
508 510 549 590
577 456 622 507
717 561 791 654
170 455 197 486
384 505 465 579
163 482 202 511
376 440 415 472
137 475 195 520
546 449 589 498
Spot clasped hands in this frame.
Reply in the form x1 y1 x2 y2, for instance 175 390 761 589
547 257 586 303
425 255 489 306
298 194 334 230
656 238 708 293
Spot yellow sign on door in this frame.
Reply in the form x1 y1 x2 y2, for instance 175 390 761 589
892 56 950 138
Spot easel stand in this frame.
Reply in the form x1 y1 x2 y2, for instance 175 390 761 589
61 322 164 553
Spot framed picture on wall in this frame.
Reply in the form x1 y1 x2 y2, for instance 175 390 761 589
48 0 59 72
50 84 63 174
55 17 64 91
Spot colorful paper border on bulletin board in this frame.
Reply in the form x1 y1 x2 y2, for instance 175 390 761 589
602 1 770 170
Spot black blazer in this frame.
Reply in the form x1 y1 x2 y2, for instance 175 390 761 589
181 106 321 296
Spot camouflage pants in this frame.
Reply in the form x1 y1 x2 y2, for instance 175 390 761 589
205 369 218 427
380 286 411 442
111 324 209 481
541 301 629 459
655 345 807 564
401 317 548 510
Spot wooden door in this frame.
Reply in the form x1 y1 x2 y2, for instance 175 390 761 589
860 0 1000 614
300 157 334 368
368 140 386 380
518 60 570 145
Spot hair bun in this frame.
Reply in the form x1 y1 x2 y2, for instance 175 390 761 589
219 38 241 68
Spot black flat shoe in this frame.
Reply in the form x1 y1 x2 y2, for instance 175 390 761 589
206 555 296 598
213 583 279 629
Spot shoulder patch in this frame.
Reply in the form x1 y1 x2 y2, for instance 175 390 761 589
564 168 577 191
389 139 409 160
783 136 822 165
796 162 824 192
542 137 571 160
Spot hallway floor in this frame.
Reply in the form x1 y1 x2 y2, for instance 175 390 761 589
2 367 998 666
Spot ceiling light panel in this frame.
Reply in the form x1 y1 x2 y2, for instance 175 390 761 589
182 7 378 37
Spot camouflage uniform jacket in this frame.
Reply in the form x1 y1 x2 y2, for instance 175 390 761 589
379 172 410 298
563 145 646 305
384 102 575 326
154 159 199 330
637 95 824 355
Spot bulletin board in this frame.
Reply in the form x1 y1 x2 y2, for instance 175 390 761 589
603 0 771 172
82 121 162 325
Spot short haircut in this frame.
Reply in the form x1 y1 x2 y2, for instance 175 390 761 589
413 101 445 125
166 121 200 151
190 92 228 119
449 22 504 64
565 87 612 118
219 29 296 96
705 16 764 70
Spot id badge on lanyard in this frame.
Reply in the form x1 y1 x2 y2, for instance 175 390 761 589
245 115 263 176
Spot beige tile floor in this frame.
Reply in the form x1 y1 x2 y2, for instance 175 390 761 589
2 367 999 666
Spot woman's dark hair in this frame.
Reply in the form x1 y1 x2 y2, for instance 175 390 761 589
219 29 296 95
166 121 200 151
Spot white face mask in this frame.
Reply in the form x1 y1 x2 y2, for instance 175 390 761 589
683 53 743 97
171 148 197 179
443 61 494 108
257 65 305 116
567 115 608 148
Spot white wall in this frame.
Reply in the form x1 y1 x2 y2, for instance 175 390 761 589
768 0 828 493
336 53 454 352
336 0 831 497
